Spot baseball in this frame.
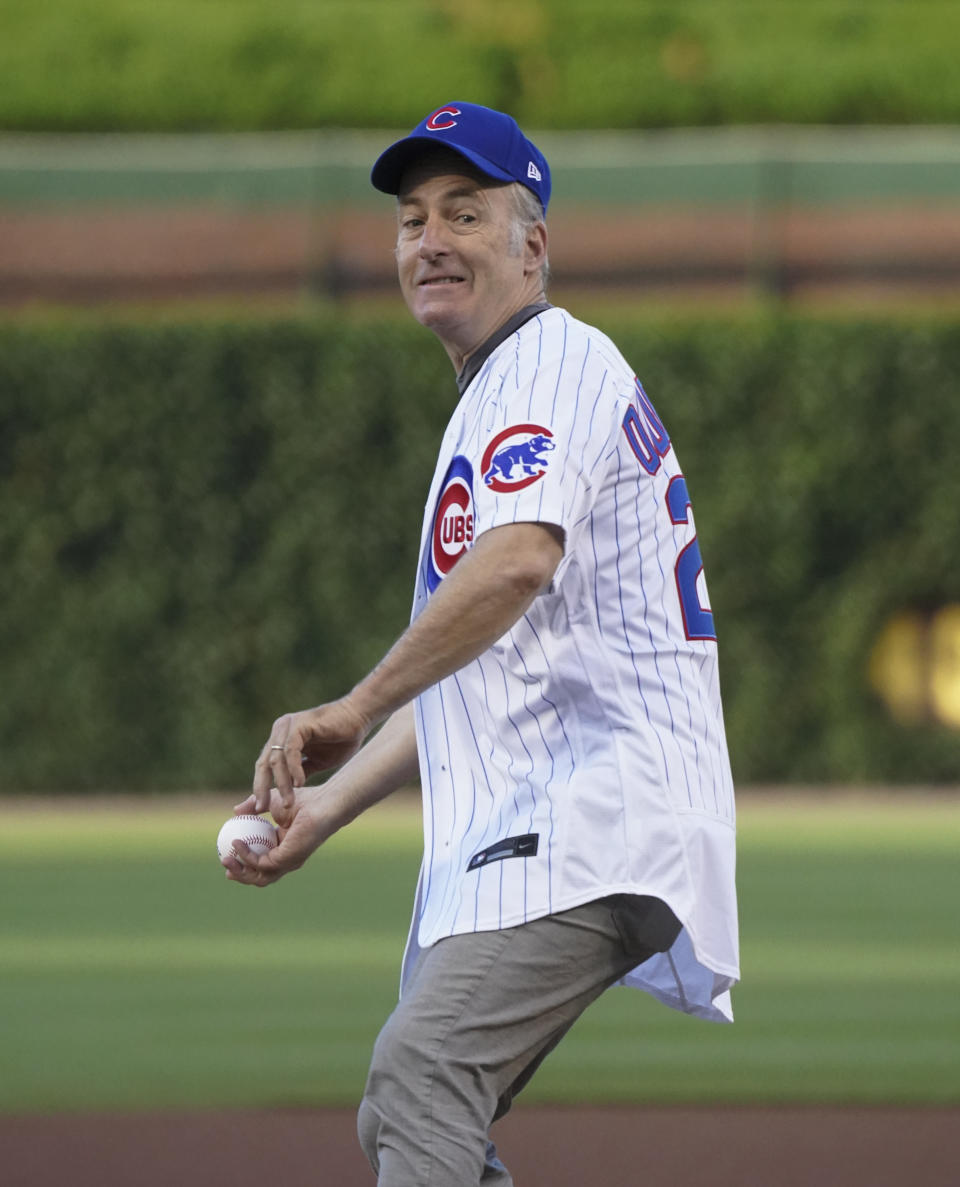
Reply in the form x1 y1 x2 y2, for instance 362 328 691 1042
217 814 278 865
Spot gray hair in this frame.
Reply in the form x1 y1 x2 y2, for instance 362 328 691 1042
507 183 550 289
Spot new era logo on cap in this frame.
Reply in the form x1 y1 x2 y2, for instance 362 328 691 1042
370 101 552 212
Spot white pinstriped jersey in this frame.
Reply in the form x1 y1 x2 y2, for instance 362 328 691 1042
405 306 739 1022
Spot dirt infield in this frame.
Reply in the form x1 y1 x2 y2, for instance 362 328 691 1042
4 1105 958 1187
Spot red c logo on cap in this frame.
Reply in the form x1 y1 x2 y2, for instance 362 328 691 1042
426 106 461 132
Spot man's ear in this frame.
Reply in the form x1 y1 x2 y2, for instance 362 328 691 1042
524 222 548 275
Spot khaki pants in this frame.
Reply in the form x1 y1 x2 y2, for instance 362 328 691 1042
357 894 681 1187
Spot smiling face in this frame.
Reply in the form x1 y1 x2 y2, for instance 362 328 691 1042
395 153 547 370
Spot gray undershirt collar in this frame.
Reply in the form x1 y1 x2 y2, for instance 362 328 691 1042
455 302 552 396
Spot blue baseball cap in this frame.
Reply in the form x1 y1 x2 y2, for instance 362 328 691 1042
371 102 551 213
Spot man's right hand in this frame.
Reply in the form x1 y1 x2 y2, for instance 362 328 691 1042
227 704 419 890
251 697 373 822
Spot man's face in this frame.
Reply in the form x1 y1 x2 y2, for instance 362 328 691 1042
395 160 540 364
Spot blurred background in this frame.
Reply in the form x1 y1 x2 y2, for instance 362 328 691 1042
2 0 960 792
3 6 960 1171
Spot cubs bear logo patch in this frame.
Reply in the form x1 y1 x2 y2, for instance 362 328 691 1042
481 424 555 493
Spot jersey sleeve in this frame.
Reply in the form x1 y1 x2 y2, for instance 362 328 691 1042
470 319 623 556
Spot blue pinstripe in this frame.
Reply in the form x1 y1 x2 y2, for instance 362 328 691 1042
508 632 559 911
413 693 437 928
610 450 673 785
642 467 695 806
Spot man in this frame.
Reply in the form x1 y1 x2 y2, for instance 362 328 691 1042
224 102 739 1187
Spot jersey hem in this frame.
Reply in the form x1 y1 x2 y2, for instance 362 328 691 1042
417 883 740 985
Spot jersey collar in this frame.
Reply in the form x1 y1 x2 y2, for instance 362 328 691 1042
456 302 552 396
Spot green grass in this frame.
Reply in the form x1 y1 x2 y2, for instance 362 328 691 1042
1 794 958 1113
3 1 960 131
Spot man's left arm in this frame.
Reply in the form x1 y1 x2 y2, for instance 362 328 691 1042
254 520 563 812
